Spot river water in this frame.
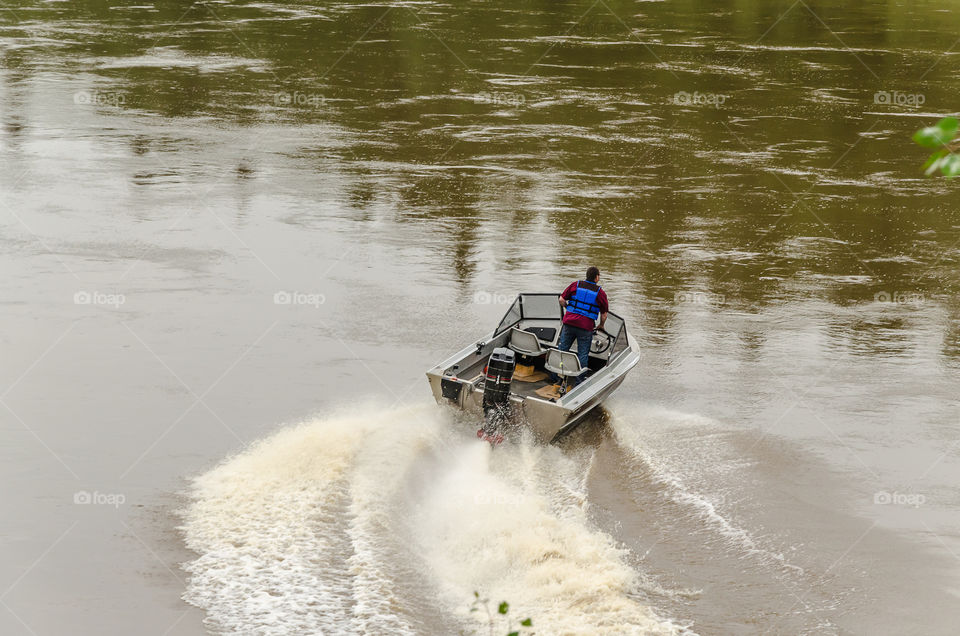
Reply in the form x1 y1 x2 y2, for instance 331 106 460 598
2 0 960 634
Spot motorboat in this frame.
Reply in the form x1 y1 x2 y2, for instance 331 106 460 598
426 293 640 442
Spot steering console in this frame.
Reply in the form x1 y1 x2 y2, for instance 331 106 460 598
590 329 613 354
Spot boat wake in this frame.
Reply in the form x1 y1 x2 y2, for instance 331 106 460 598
180 403 685 635
607 404 806 575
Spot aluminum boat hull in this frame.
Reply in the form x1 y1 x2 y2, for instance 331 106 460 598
426 314 640 442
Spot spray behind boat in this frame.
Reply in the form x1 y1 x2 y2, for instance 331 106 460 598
479 347 516 444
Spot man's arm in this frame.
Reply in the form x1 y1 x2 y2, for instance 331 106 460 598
559 282 576 309
597 289 609 331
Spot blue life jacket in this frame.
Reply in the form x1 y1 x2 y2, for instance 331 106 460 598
566 280 602 320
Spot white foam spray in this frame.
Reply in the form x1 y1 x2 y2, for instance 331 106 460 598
180 403 684 635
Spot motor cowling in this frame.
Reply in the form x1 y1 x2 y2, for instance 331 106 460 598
480 347 515 444
482 347 515 411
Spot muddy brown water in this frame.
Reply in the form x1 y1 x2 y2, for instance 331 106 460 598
2 1 960 634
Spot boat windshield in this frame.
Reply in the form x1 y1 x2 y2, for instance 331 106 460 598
520 294 562 319
605 312 629 356
495 295 630 358
604 312 624 336
495 294 560 333
495 297 523 333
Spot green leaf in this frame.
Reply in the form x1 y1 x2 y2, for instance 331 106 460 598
498 601 509 615
922 149 946 172
914 117 959 148
925 155 945 176
520 618 533 626
941 154 960 177
507 632 519 636
938 117 958 137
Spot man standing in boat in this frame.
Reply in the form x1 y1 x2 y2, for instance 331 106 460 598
556 266 608 384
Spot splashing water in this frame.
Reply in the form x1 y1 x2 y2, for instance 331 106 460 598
180 404 684 635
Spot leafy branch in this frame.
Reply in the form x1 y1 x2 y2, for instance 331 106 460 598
913 116 960 177
470 592 533 636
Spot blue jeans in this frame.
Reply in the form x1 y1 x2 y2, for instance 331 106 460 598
554 324 592 384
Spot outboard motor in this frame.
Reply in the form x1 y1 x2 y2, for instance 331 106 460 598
479 347 515 445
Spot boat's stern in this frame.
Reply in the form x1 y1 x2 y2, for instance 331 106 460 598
428 364 576 441
426 368 475 411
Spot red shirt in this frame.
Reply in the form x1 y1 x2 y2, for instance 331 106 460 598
561 281 608 330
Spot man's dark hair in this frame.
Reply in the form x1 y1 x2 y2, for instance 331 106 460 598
586 266 600 282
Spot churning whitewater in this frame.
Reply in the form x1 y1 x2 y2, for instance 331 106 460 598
179 404 686 635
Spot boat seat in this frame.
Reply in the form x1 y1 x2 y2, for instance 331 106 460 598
509 327 547 357
544 349 587 378
522 326 556 343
